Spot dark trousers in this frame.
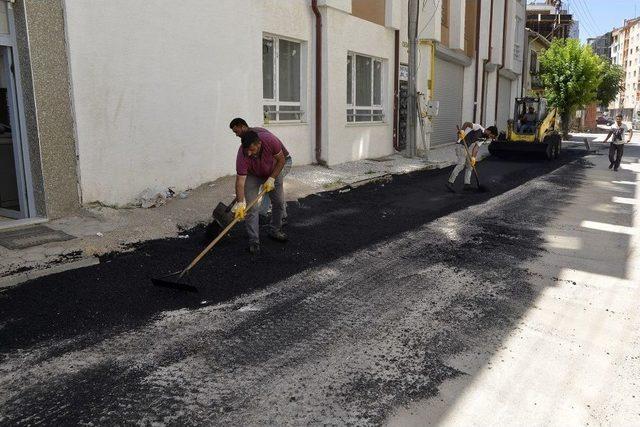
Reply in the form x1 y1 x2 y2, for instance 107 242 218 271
609 142 624 169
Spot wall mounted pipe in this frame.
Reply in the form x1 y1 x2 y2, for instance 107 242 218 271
495 0 509 124
393 30 400 150
311 0 324 164
481 0 495 124
473 0 482 122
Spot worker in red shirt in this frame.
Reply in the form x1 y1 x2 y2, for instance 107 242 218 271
232 129 292 254
229 118 289 223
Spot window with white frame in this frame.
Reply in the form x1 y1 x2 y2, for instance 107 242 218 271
347 53 384 122
514 16 523 62
263 35 303 122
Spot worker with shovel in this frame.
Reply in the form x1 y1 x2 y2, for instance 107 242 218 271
229 118 290 223
446 123 497 192
232 130 291 254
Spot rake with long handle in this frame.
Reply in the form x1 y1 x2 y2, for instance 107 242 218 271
152 188 268 292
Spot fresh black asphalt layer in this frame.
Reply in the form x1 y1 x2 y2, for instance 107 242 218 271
0 151 583 352
0 149 588 423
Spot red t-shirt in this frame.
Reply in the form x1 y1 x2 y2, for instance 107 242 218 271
236 128 289 178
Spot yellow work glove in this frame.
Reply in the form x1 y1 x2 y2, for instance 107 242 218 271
261 177 276 193
457 130 465 141
231 201 246 220
470 157 477 168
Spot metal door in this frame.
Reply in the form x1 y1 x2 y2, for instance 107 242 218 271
432 59 464 146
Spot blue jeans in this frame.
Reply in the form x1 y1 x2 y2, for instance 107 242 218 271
259 157 291 218
247 157 292 243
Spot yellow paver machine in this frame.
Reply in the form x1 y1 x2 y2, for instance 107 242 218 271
489 97 562 160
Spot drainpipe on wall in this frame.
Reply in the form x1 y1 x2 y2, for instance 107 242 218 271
521 29 528 97
494 0 508 124
393 30 400 150
311 0 324 165
473 0 483 122
481 0 495 124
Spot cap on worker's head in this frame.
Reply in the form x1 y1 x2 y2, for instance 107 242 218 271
486 125 498 137
241 130 260 148
229 117 248 129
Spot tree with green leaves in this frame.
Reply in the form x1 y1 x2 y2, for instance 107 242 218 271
539 38 603 137
596 61 624 108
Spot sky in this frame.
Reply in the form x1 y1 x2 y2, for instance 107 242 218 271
554 0 640 42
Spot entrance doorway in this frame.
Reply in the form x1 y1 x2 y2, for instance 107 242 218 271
0 2 30 221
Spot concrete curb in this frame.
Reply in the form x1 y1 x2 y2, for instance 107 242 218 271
0 257 100 290
347 173 393 189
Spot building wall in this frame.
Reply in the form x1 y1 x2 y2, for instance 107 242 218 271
323 5 396 164
64 0 315 205
60 0 524 207
352 0 386 26
14 0 80 218
611 20 640 117
398 0 522 142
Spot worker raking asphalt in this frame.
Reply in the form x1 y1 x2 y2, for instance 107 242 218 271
0 148 587 356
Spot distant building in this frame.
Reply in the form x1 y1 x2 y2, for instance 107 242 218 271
610 18 640 120
526 1 575 41
587 32 613 61
568 20 579 40
523 29 551 97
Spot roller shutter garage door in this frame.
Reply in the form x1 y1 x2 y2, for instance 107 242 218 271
496 76 512 131
432 59 464 147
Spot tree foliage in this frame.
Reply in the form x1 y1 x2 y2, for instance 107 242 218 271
539 38 603 136
596 61 624 108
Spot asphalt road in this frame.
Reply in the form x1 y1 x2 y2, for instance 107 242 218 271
0 148 593 425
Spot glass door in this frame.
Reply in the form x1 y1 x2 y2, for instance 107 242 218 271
0 1 28 219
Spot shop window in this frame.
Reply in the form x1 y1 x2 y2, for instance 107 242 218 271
347 53 384 123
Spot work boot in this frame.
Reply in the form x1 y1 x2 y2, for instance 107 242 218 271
463 184 474 192
268 229 288 242
614 166 619 171
609 162 614 169
248 242 261 255
445 182 456 193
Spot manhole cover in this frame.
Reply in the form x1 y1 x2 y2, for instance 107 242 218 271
0 225 75 249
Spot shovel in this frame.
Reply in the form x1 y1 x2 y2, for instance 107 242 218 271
152 188 268 292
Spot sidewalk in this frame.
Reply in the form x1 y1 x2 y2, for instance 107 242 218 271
0 143 486 287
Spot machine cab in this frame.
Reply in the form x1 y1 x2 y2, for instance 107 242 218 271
514 97 546 134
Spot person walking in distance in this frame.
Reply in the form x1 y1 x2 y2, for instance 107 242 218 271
446 123 497 192
603 114 633 171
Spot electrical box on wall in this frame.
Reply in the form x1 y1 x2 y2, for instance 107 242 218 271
425 100 439 117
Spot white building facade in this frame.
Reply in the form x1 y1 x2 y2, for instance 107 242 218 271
610 18 640 121
37 0 526 209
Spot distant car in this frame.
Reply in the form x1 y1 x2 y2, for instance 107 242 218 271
596 116 614 126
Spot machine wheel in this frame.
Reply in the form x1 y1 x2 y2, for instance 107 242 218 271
543 134 561 160
545 139 554 160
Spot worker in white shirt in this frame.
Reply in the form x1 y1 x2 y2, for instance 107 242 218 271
446 123 498 192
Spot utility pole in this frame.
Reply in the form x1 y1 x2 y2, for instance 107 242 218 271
407 0 419 157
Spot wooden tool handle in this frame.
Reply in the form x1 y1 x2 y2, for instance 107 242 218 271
457 125 482 185
180 188 268 277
